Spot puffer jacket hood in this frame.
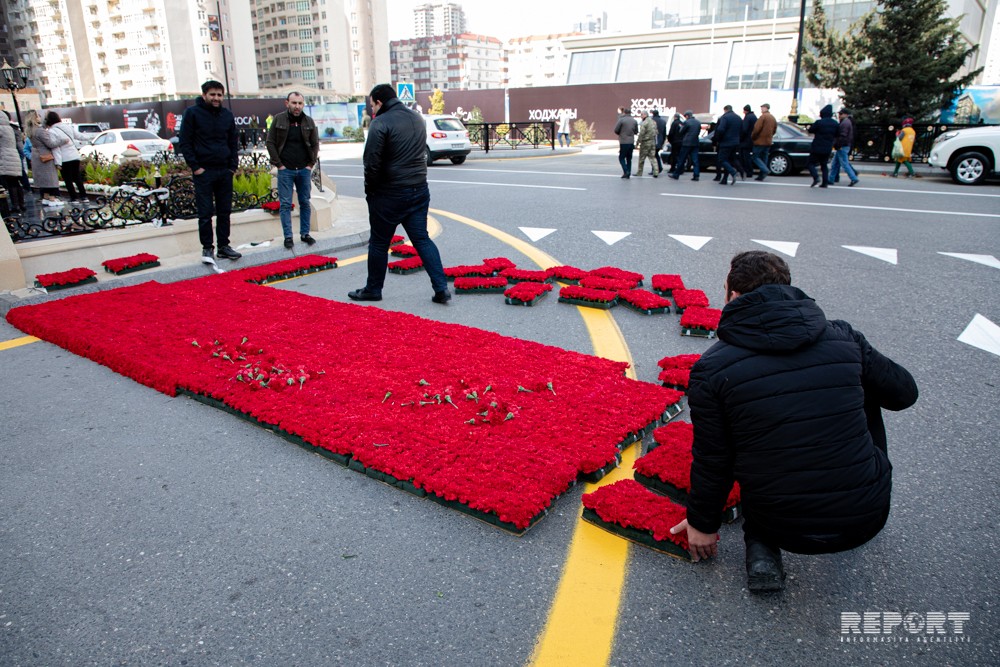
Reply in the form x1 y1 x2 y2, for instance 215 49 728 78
718 284 827 353
819 104 834 118
0 112 22 177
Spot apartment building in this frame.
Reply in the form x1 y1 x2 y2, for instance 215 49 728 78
3 0 259 106
412 2 466 38
505 34 580 90
251 0 389 96
391 33 504 92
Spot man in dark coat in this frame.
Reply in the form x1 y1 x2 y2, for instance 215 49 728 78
666 113 683 170
179 80 242 262
671 251 918 592
348 84 450 304
739 104 757 178
667 111 702 180
613 107 638 179
828 108 859 186
713 105 742 185
807 104 839 187
651 109 667 175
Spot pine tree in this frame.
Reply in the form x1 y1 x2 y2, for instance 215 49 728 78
802 0 867 90
803 0 982 122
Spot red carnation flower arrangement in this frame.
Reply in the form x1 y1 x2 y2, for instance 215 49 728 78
482 257 516 271
547 265 588 283
500 267 552 284
445 264 495 279
680 306 722 334
671 288 710 313
101 253 161 275
504 281 553 305
578 275 636 292
617 289 671 315
390 235 406 245
454 276 508 293
390 244 419 257
656 354 701 390
581 479 691 558
34 267 98 290
588 266 644 287
260 201 292 212
387 256 425 273
217 254 338 285
651 274 685 296
558 284 618 308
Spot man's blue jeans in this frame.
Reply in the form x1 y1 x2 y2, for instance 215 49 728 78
277 167 312 238
366 183 447 294
828 147 858 184
618 143 634 176
752 145 771 175
672 145 699 178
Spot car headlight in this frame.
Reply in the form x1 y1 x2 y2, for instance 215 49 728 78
933 131 959 145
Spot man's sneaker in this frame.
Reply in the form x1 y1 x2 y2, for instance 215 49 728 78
284 237 294 249
217 245 242 260
301 234 316 246
201 249 216 265
432 289 452 304
745 536 786 593
348 288 382 301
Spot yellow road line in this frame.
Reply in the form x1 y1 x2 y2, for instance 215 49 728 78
0 336 40 351
429 208 635 667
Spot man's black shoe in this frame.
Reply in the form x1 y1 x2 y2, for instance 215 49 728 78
755 175 766 181
691 177 699 181
217 245 242 260
348 288 382 302
432 289 452 304
745 537 786 593
668 173 679 180
284 237 294 249
301 234 316 246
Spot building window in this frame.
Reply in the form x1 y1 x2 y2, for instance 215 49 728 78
670 43 731 82
567 50 614 85
726 39 792 89
616 46 671 83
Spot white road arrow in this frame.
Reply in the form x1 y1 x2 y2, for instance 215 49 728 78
519 227 557 242
958 314 1000 358
669 234 713 251
938 252 1000 270
752 240 800 257
843 245 897 265
592 231 631 246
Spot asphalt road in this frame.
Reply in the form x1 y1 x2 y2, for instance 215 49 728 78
1 151 997 666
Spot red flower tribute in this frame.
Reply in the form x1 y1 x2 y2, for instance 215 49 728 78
657 353 702 370
656 354 701 391
588 266 644 287
558 285 618 308
581 479 691 559
216 254 338 285
671 288 710 312
390 244 419 257
8 264 681 533
651 274 685 296
101 253 160 275
617 289 671 315
454 276 508 293
388 256 424 274
444 264 495 279
482 257 516 271
504 281 553 306
578 276 636 292
261 201 292 212
680 307 722 335
547 265 588 283
499 267 552 284
34 267 97 290
390 235 406 245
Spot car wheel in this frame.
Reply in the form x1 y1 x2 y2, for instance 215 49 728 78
449 156 466 165
768 152 791 176
950 151 989 185
425 147 435 166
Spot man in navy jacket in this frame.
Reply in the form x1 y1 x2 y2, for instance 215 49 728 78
671 251 918 592
179 80 241 262
713 105 742 185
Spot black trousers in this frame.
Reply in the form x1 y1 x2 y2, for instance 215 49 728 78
193 168 233 250
2 175 24 210
60 159 87 200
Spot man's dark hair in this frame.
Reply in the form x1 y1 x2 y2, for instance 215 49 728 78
727 251 791 296
651 109 659 117
370 84 396 105
201 80 225 94
286 91 303 100
724 104 733 112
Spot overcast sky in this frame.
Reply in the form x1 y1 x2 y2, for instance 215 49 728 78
386 1 652 42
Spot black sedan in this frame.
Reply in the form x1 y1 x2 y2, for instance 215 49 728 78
660 121 812 176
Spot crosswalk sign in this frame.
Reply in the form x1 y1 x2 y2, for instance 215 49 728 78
396 82 415 103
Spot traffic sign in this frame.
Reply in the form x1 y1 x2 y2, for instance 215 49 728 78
396 82 415 103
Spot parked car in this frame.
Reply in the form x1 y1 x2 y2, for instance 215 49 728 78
927 125 1000 185
660 121 812 176
424 114 471 165
72 123 103 143
79 129 172 162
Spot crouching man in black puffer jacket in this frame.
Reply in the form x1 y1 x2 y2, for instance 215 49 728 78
670 251 918 592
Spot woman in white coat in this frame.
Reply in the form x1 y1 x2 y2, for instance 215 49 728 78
46 111 88 203
0 111 25 212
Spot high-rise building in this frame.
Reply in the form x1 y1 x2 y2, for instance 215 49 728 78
391 33 503 92
506 34 579 89
413 2 466 38
251 0 389 97
2 0 259 106
572 12 606 35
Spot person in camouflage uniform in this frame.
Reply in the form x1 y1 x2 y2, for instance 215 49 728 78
635 110 659 177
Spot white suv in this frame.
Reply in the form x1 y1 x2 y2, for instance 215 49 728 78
928 125 1000 185
424 114 471 165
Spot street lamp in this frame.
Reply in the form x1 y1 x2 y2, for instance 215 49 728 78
1 59 30 128
788 0 807 124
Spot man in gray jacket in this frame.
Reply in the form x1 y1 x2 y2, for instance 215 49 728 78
613 108 638 179
266 92 320 248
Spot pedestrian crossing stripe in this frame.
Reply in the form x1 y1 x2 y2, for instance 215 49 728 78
668 235 713 251
958 314 1000 358
752 240 799 257
842 245 897 265
938 253 1000 270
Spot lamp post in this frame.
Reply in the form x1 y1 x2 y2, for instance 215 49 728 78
1 59 30 128
788 0 807 124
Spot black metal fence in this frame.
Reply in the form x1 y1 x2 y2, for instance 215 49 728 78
465 121 556 152
800 122 993 164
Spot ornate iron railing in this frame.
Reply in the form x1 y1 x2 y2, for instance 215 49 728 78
465 122 556 152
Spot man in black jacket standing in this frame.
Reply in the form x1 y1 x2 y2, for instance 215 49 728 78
738 104 757 179
807 104 839 187
178 80 242 263
671 251 918 592
348 84 450 304
666 113 683 171
713 105 742 185
667 111 702 180
651 110 667 175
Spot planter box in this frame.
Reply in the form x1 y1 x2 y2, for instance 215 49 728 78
35 275 98 291
427 493 549 535
456 286 507 294
633 472 741 524
558 296 618 310
680 326 718 339
582 507 692 561
104 260 161 276
620 301 669 316
580 451 622 483
504 293 548 307
388 265 425 275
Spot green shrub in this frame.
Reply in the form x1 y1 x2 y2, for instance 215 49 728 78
342 126 365 142
233 168 273 198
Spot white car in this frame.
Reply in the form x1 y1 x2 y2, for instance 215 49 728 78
79 129 173 162
927 125 1000 185
424 114 471 165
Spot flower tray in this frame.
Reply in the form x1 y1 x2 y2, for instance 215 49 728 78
581 507 692 561
105 260 161 276
633 472 741 523
457 286 507 294
505 294 546 307
390 244 419 257
427 493 550 535
388 265 425 275
580 451 622 483
558 296 618 310
680 326 717 339
35 275 98 291
620 301 669 316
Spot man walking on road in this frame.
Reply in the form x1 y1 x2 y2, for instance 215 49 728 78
613 108 638 179
666 113 683 171
668 110 701 180
671 250 918 592
714 105 742 185
348 84 450 305
266 92 320 249
635 110 659 177
651 110 667 175
828 108 859 186
739 104 757 179
750 103 777 181
179 80 242 264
